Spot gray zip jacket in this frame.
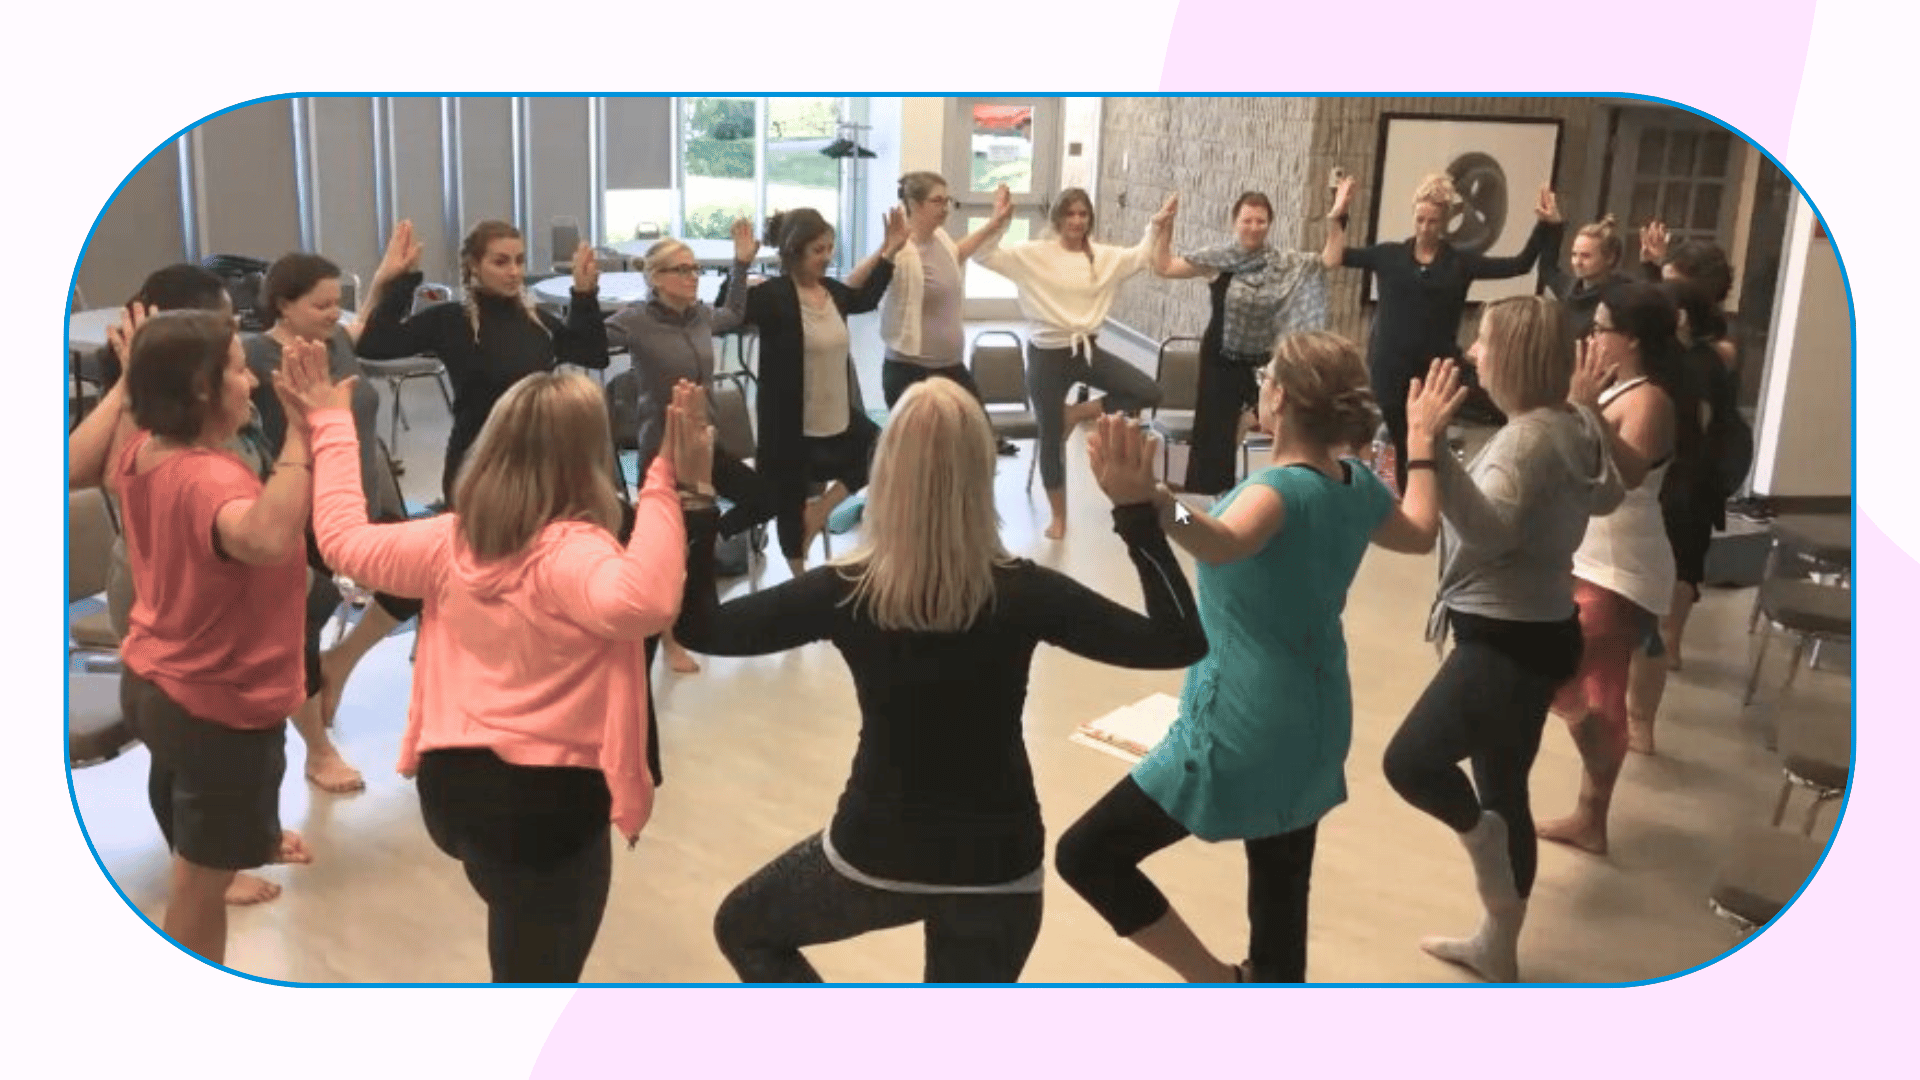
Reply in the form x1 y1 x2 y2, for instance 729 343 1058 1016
1428 403 1625 643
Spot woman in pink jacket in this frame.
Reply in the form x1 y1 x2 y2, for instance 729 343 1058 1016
277 346 689 984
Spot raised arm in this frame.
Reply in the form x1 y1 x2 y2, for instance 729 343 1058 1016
1030 414 1205 666
845 207 908 298
552 242 611 370
955 190 1015 263
214 405 312 568
1638 220 1670 280
1322 175 1357 269
279 340 445 595
1149 194 1207 279
1468 186 1562 281
1373 359 1467 554
540 455 686 640
709 219 757 336
663 381 841 655
347 221 422 345
1153 483 1283 566
968 184 1025 278
70 304 143 492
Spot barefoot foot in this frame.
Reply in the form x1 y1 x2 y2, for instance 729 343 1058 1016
275 830 314 866
1536 813 1608 855
664 646 702 675
306 748 366 794
1044 519 1067 541
225 872 281 906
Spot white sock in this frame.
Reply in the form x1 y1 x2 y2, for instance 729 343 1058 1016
1421 901 1526 983
1459 810 1521 909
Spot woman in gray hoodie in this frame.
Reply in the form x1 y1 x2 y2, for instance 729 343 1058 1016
1382 294 1624 983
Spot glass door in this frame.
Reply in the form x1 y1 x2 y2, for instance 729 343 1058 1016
943 98 1061 320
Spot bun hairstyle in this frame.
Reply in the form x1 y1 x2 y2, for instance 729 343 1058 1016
1576 214 1624 267
1413 172 1460 209
898 171 947 207
764 207 834 272
1267 331 1381 451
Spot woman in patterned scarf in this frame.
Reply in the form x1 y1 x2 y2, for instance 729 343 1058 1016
1151 192 1329 495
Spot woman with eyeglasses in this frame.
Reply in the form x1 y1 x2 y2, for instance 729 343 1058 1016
1537 282 1691 858
1323 173 1563 493
606 217 774 676
1149 191 1330 495
877 172 1014 455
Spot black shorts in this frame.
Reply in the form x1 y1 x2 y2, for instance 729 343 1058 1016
121 669 286 871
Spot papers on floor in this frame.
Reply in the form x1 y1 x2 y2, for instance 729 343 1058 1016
1069 692 1180 765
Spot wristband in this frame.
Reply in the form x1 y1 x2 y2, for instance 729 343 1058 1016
1404 459 1436 472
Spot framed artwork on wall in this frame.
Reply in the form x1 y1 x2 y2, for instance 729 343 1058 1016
1365 114 1564 304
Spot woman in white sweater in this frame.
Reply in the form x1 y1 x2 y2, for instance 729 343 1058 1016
973 185 1168 539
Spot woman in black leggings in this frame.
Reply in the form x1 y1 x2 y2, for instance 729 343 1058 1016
670 378 1205 982
1381 295 1623 983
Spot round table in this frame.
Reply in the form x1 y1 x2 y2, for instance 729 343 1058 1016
530 272 652 311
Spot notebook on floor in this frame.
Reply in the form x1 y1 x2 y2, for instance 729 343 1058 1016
1069 692 1181 765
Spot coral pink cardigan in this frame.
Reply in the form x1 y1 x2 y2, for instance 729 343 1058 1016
308 409 683 840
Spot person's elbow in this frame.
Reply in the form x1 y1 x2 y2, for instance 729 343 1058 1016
224 525 300 568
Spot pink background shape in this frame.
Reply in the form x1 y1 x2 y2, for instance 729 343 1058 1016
531 4 1873 1073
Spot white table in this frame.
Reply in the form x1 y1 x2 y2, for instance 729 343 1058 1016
609 237 779 269
530 271 657 311
67 308 356 401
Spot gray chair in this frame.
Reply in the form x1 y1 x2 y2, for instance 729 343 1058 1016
70 670 137 768
358 283 456 465
969 331 1041 491
1744 578 1851 705
1770 709 1850 835
1145 336 1202 481
69 489 121 657
1749 513 1851 633
1707 827 1826 934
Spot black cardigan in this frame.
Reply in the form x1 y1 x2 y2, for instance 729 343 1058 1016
356 271 608 500
743 268 894 496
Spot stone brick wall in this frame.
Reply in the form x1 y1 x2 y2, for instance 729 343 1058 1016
1094 97 1320 346
1094 96 1608 355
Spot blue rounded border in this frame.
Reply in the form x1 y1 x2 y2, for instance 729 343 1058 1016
61 89 1856 989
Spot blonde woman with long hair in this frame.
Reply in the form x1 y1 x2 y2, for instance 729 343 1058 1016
1382 295 1624 983
670 377 1207 983
1323 171 1562 491
279 351 689 984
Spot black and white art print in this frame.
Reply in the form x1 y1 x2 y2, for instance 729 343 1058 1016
1368 114 1564 304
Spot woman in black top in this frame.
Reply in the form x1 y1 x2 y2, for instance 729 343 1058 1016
669 377 1207 983
1541 212 1634 338
1322 172 1562 491
356 219 610 504
742 207 905 576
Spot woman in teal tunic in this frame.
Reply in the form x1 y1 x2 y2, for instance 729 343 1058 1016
1055 334 1465 983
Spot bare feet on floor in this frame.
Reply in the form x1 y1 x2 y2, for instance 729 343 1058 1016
306 747 366 794
1536 813 1608 855
1044 519 1067 541
224 873 280 906
664 645 702 674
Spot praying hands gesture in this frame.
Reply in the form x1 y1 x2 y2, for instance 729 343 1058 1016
1087 413 1162 508
665 379 716 495
572 241 600 294
374 220 424 288
273 334 357 428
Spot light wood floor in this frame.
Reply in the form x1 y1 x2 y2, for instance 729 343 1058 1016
70 318 1851 984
